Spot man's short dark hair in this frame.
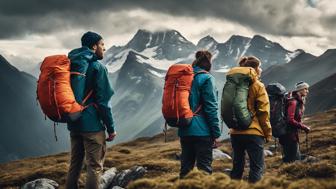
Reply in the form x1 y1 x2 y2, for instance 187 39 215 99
81 31 103 49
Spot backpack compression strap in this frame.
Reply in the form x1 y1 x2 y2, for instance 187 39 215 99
70 72 95 110
192 70 208 116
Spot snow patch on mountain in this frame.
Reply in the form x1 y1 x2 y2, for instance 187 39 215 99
216 66 230 73
141 47 157 58
212 49 220 60
145 34 153 48
285 50 302 63
241 40 251 57
134 52 193 71
148 69 165 78
235 48 241 60
106 49 131 73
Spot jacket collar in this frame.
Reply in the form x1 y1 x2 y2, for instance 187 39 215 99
192 65 208 73
68 46 98 62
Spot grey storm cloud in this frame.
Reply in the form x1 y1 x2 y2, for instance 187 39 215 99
0 0 329 39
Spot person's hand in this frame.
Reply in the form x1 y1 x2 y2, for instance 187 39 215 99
106 132 117 142
302 125 311 133
265 135 272 143
213 138 222 148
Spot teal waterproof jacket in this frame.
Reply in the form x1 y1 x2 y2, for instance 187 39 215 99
67 47 115 133
178 66 221 138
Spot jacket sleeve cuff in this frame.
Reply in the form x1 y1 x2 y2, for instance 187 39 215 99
106 124 115 134
211 125 221 138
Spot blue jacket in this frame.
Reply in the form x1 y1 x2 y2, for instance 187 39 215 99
178 66 221 138
67 47 115 133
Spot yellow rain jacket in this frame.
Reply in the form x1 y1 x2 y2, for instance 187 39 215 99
228 67 272 141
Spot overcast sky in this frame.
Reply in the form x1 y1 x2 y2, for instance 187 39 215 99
0 0 335 71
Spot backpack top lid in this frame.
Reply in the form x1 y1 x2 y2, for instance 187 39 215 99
266 82 286 96
226 67 258 83
166 64 193 77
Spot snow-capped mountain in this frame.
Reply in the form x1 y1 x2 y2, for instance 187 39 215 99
109 51 165 143
126 29 196 60
197 34 297 70
2 28 335 160
103 29 307 143
103 29 196 74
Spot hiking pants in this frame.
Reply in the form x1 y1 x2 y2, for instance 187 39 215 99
65 131 106 189
180 136 213 178
279 135 301 163
230 134 265 183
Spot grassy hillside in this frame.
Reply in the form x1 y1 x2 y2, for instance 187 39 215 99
1 109 336 189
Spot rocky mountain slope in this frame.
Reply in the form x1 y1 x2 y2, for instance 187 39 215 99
0 55 69 163
1 108 335 189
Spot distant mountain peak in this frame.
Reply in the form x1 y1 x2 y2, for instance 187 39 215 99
225 35 251 43
0 55 20 73
252 34 267 40
125 29 194 55
321 48 336 56
197 35 218 49
293 49 305 54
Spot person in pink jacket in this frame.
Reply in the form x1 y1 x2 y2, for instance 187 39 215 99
279 81 311 163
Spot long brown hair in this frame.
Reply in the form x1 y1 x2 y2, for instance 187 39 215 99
238 56 261 69
192 50 212 71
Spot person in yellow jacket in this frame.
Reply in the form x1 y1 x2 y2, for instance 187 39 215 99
228 56 272 183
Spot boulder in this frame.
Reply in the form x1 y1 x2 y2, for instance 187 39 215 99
213 149 232 160
223 168 232 175
21 178 58 189
100 167 118 189
302 155 319 163
109 166 146 188
264 149 274 157
111 186 124 189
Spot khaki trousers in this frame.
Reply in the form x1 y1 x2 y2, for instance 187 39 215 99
65 131 106 189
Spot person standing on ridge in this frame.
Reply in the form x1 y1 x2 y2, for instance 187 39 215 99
178 50 221 178
65 31 116 189
279 81 311 163
222 56 272 183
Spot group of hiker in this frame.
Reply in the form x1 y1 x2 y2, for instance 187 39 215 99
36 31 311 188
162 49 311 182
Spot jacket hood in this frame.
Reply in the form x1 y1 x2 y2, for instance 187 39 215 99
68 47 98 62
193 65 208 73
227 67 259 82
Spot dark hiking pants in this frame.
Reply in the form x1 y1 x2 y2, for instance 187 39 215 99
180 136 213 178
230 134 265 183
279 135 301 163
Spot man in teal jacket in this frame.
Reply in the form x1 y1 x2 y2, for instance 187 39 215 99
178 50 221 178
65 31 116 189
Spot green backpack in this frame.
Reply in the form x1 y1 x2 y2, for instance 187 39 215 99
221 72 253 130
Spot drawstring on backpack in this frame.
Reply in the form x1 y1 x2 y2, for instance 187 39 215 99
274 138 278 155
174 79 180 125
164 122 168 143
53 122 58 141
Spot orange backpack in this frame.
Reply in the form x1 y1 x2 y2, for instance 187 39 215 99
162 64 205 128
37 55 92 123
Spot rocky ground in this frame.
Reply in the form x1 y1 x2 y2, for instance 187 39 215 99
1 109 336 189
